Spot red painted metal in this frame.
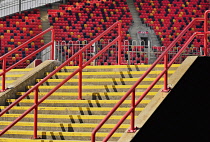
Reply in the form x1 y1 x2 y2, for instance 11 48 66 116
33 88 38 139
0 21 122 138
118 22 122 65
162 53 170 92
203 10 210 56
78 53 83 100
51 29 55 60
127 90 136 133
0 28 55 91
91 11 210 142
1 59 6 92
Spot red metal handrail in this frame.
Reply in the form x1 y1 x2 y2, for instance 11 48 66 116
0 21 122 138
0 28 55 92
91 10 210 142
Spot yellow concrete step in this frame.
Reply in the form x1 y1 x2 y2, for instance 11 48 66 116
16 92 157 96
27 84 163 90
0 106 144 111
46 70 175 76
0 121 130 128
0 138 92 142
3 74 24 77
1 114 136 119
0 80 15 83
0 68 33 72
6 99 150 104
0 64 180 141
58 64 180 69
36 78 164 83
3 130 122 137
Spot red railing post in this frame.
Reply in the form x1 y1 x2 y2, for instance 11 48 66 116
0 22 121 138
33 87 38 139
162 52 170 92
91 13 210 142
204 11 208 56
118 22 122 65
51 29 55 60
1 58 6 92
78 53 83 100
127 90 137 132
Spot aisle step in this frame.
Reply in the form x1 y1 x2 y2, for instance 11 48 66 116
7 99 150 104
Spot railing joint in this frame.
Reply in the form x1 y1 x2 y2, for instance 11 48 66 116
0 88 8 92
161 87 171 92
127 127 139 133
31 136 41 139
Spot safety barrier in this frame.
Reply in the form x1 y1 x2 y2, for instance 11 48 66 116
55 40 203 66
91 10 210 142
0 21 122 139
0 28 55 92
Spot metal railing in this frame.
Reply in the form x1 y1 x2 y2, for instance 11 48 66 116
0 28 55 92
55 39 204 66
0 21 122 138
91 10 210 142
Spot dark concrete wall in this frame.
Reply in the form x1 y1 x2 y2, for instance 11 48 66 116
131 57 210 141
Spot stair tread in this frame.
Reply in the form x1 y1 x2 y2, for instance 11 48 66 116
7 99 150 104
3 130 123 137
0 138 113 142
0 68 33 72
58 64 180 69
0 138 96 142
17 92 157 96
5 74 24 77
1 114 137 119
27 84 163 89
46 70 175 76
36 78 164 82
0 106 144 111
0 121 130 128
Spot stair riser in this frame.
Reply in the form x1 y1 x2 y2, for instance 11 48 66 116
0 117 133 124
16 94 154 101
2 108 141 115
0 83 13 87
0 125 126 133
4 109 142 115
49 74 170 79
5 77 22 80
35 88 161 92
58 67 178 72
1 134 120 141
39 81 164 86
5 71 30 75
6 102 148 108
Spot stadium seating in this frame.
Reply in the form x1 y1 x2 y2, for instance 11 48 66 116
0 9 44 68
48 0 137 65
134 0 209 63
49 0 132 41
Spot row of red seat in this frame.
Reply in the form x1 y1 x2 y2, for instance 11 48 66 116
134 0 209 63
0 9 43 68
135 0 209 47
48 0 139 65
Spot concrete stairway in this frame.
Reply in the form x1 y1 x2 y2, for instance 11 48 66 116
126 0 160 64
126 0 160 47
39 6 52 61
0 64 180 141
0 68 33 89
39 2 60 61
